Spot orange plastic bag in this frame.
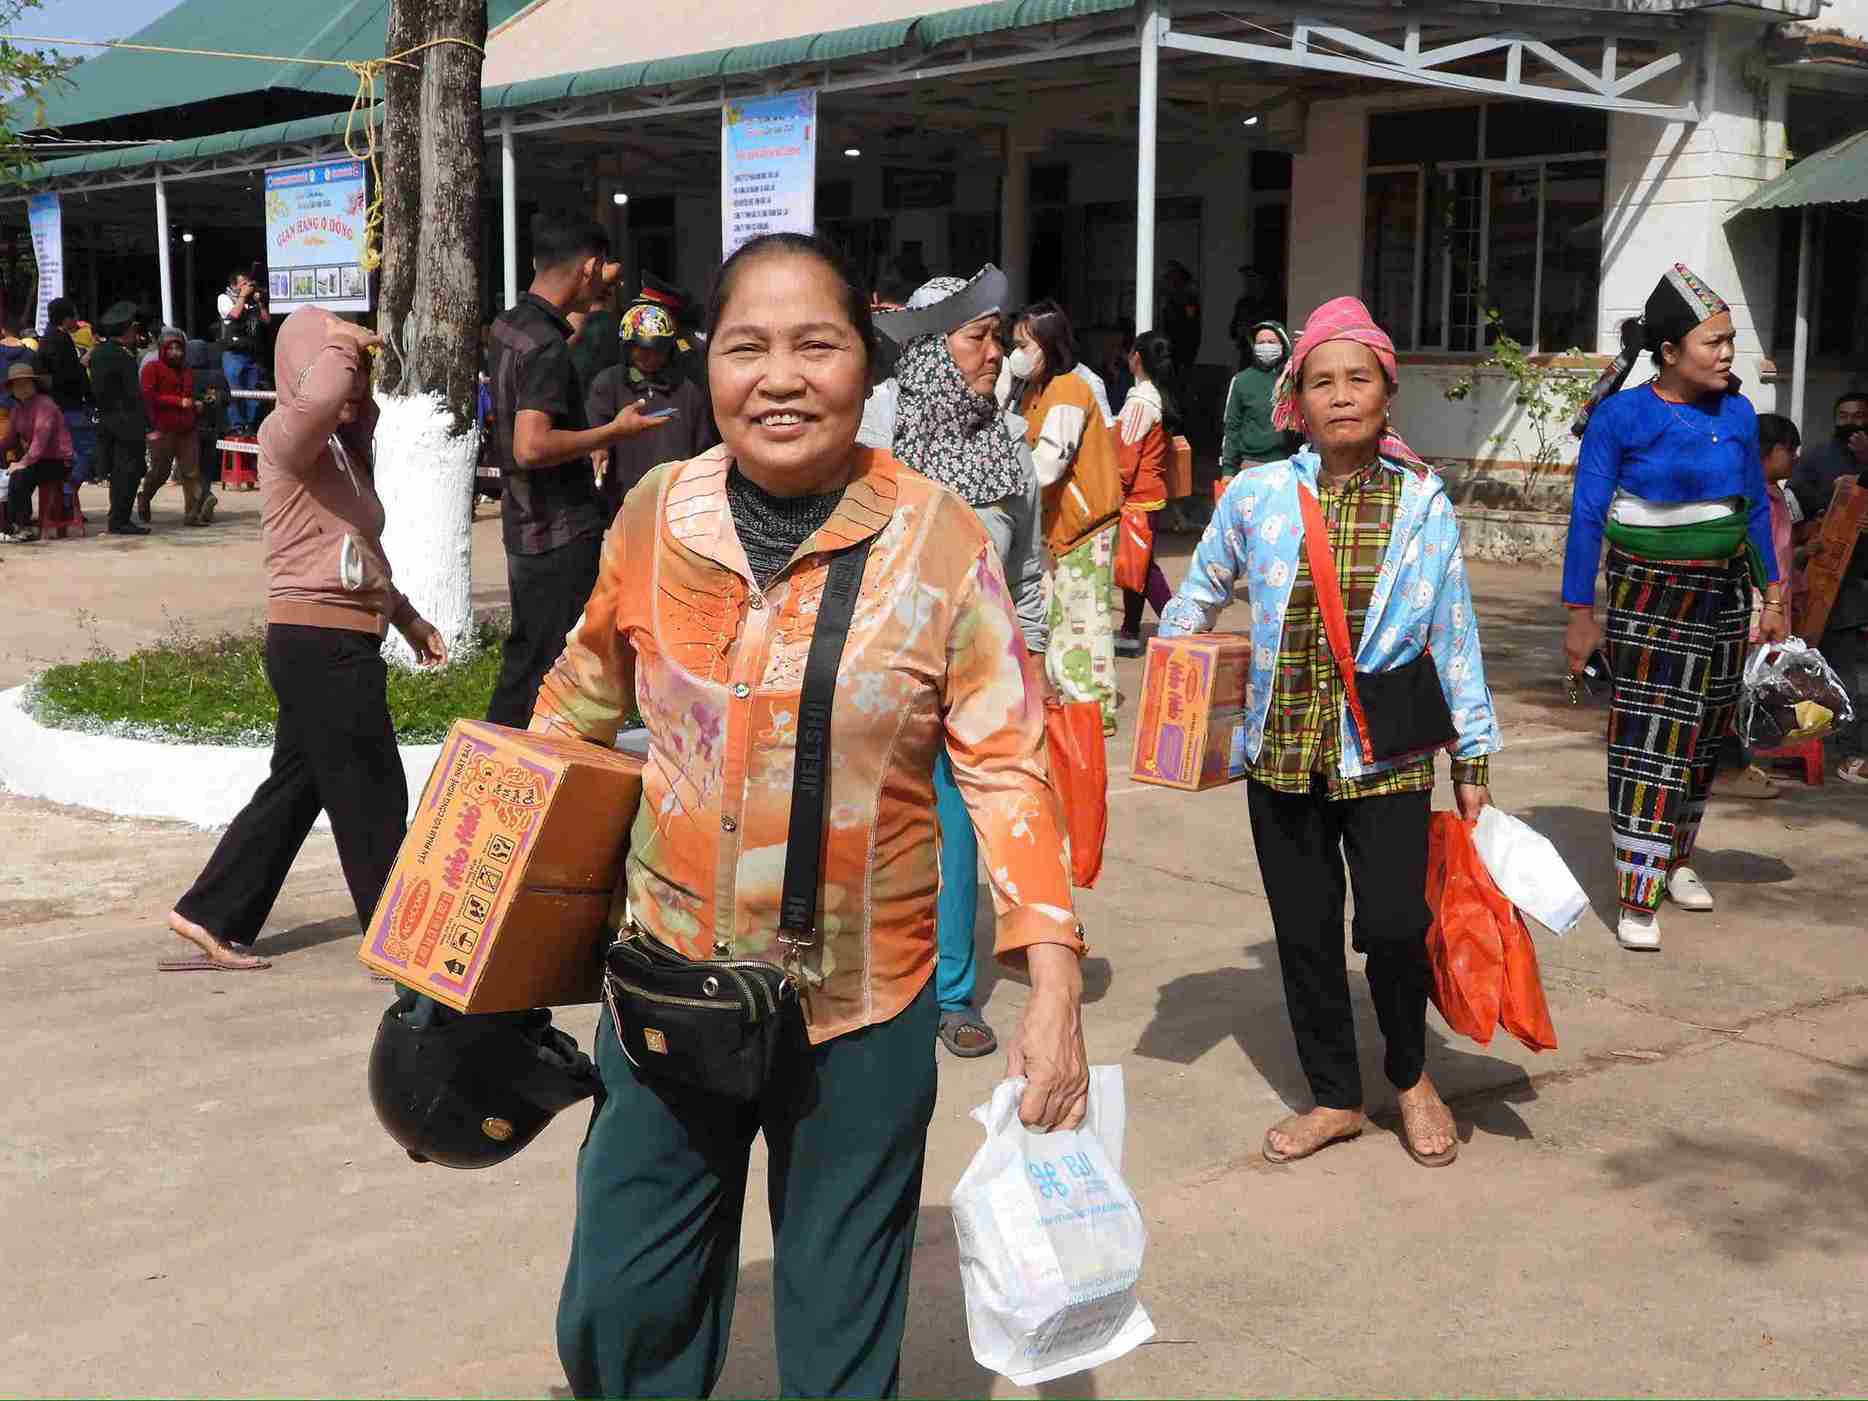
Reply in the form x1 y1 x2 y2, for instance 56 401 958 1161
1425 812 1558 1052
1498 903 1559 1052
1424 812 1506 1045
1044 700 1107 888
1113 506 1153 595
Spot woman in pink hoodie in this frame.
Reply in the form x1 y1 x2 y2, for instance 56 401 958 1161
163 308 447 971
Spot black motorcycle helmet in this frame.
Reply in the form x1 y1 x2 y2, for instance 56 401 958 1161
368 990 602 1169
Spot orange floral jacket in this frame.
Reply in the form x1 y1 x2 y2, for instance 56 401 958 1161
531 444 1083 1043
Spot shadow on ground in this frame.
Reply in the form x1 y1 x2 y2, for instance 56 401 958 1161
1597 1062 1868 1265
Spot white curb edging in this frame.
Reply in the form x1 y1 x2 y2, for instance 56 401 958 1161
0 685 442 830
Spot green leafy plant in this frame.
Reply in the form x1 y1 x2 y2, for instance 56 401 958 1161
0 3 81 185
27 623 509 746
1443 309 1595 496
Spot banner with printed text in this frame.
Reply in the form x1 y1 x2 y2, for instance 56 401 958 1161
27 193 64 333
264 158 370 312
721 90 817 259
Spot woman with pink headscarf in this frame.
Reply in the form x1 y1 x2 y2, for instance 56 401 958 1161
1159 296 1501 1169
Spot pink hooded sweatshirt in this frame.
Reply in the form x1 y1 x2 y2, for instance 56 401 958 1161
260 307 415 637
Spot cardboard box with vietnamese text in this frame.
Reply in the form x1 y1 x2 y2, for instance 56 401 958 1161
1129 633 1253 790
359 720 643 1012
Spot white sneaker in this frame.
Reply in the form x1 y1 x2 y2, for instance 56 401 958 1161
1617 909 1661 951
1668 866 1714 911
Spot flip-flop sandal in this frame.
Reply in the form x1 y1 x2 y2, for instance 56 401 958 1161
938 1008 998 1058
1399 1101 1459 1167
158 953 272 972
1262 1115 1364 1164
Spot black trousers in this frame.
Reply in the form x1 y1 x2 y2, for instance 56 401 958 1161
175 625 408 947
486 531 603 728
1246 778 1433 1110
6 458 68 527
97 428 146 530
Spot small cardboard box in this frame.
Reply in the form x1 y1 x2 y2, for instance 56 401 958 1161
1166 434 1195 500
1130 633 1253 790
359 720 643 1012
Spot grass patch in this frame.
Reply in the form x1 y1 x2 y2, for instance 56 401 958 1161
28 620 506 746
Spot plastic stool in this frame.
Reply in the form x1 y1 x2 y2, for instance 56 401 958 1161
38 480 86 539
1752 734 1824 786
220 436 258 490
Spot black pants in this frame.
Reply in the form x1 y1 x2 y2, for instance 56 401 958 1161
175 625 408 946
558 978 938 1399
486 532 603 728
97 428 146 530
1247 778 1432 1110
6 458 68 528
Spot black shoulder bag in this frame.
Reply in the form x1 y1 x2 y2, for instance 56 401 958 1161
602 534 876 1102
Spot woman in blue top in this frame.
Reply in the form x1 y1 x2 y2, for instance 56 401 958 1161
1564 264 1787 952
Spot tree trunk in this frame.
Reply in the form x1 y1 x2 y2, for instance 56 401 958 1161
374 0 488 667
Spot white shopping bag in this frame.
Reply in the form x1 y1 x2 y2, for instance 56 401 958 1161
1471 806 1590 936
951 1066 1154 1387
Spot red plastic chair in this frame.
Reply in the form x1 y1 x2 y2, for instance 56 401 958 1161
38 480 86 539
1752 734 1824 786
220 435 258 490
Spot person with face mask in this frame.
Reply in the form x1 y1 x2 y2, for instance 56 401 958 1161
136 326 216 527
1219 319 1295 496
1564 264 1786 951
1003 300 1126 735
483 212 671 728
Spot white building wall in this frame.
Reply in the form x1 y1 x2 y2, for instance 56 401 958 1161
1599 14 1789 400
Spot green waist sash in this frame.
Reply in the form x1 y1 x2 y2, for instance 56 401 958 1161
1602 509 1766 589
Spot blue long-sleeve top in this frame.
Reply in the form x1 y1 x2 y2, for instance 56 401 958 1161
1562 384 1778 606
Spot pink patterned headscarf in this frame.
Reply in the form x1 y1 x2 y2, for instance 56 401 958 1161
1271 295 1426 469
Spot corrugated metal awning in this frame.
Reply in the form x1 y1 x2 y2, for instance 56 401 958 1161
1725 129 1868 219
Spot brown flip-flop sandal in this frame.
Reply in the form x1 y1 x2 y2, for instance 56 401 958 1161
1262 1114 1365 1165
158 953 272 972
938 1008 998 1058
1399 1100 1459 1168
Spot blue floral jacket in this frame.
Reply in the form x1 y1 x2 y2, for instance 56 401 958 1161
1158 450 1501 782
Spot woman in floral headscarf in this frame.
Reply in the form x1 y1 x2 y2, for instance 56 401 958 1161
1159 295 1500 1170
877 267 1047 1059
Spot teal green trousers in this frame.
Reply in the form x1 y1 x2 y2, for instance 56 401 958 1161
557 976 938 1399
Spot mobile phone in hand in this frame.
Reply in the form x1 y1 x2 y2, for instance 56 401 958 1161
642 407 678 421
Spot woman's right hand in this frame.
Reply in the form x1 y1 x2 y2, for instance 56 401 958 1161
1564 607 1604 677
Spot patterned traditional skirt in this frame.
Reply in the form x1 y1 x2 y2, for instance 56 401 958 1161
1604 548 1750 911
1043 523 1120 735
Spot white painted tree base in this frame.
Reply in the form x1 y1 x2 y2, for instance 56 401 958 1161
374 391 478 668
0 687 442 831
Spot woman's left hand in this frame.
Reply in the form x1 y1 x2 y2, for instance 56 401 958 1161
399 615 449 668
1007 942 1089 1133
1454 782 1491 821
1758 603 1790 644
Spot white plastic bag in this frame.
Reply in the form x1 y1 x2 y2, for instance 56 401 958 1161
951 1066 1154 1387
1471 806 1589 936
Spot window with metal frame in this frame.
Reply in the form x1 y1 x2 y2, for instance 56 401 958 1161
1362 102 1606 353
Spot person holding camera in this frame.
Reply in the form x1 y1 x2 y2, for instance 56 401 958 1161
218 268 270 434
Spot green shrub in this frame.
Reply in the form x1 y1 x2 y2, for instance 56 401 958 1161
28 622 507 746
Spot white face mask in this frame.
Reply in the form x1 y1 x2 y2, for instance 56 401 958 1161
1007 345 1041 380
1253 343 1283 369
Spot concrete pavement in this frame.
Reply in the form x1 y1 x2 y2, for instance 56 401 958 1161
2 492 1865 1397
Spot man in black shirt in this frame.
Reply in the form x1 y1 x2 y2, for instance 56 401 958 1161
34 297 97 487
484 212 669 727
90 302 151 536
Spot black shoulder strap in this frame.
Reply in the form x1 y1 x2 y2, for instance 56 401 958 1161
777 534 877 950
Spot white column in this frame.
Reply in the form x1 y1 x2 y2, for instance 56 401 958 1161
1000 134 1030 308
154 171 174 328
1790 208 1814 435
501 116 519 308
1134 0 1161 333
